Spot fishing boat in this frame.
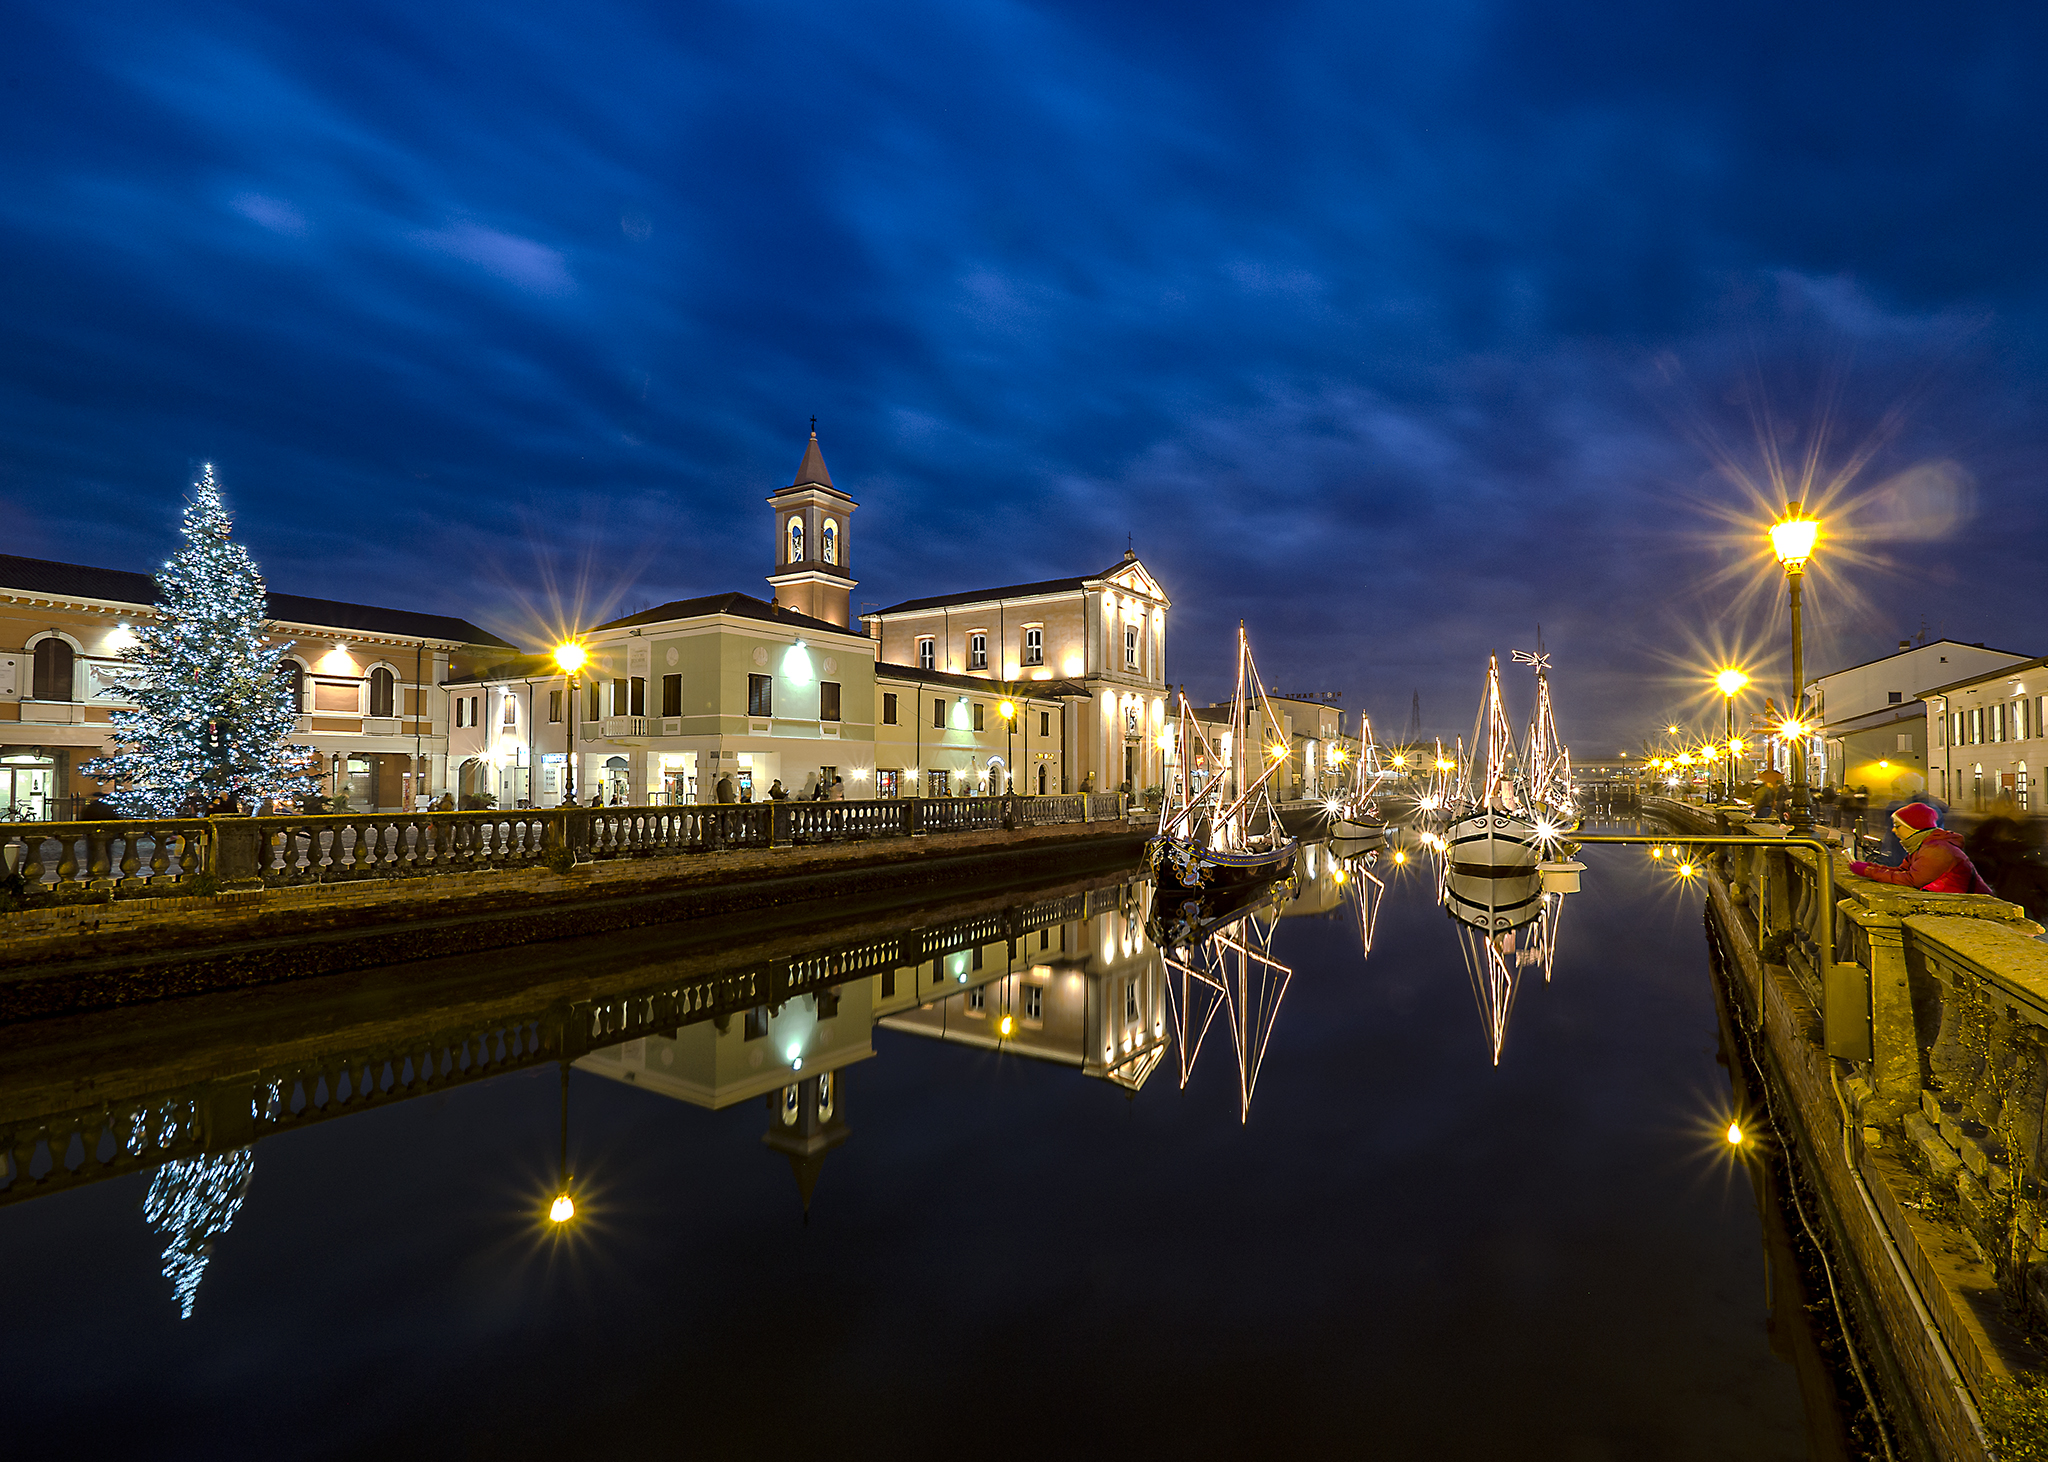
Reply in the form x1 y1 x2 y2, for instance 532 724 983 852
1326 715 1388 847
1437 644 1582 1064
1146 623 1299 908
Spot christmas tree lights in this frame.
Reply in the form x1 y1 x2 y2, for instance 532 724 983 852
84 465 320 813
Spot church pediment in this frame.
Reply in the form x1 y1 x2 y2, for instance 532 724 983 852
1103 559 1166 602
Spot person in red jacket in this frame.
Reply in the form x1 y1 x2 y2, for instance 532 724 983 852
1850 802 1993 894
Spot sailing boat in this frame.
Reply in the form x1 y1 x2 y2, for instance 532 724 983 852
1328 714 1389 847
1146 623 1299 914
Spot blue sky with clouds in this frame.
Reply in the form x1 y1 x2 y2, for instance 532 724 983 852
4 0 2047 746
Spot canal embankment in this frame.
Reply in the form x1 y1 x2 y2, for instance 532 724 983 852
0 808 1148 1022
1651 794 2048 1461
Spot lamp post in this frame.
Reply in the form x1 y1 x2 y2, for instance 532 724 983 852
553 641 587 806
1770 503 1820 833
999 698 1016 797
1715 669 1749 805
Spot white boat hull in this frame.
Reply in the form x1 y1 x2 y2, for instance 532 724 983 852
1442 811 1544 932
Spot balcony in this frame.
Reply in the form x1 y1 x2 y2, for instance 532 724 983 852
598 716 649 742
18 700 85 725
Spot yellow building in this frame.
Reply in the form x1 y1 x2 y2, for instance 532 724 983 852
0 551 510 818
863 550 1171 795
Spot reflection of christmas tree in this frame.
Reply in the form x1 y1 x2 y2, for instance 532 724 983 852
144 1148 255 1319
83 465 318 814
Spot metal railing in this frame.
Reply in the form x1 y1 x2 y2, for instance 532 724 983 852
1 793 1133 905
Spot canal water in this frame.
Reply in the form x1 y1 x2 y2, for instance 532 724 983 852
0 833 1845 1459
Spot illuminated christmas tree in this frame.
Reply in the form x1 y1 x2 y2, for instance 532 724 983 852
84 465 319 813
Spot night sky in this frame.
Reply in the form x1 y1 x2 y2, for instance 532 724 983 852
5 1 2047 748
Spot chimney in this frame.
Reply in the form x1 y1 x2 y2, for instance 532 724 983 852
1898 640 1910 651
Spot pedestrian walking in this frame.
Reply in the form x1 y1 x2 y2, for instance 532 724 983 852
715 773 735 804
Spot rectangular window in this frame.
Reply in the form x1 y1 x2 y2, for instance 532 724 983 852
1895 733 1912 752
972 702 985 732
970 632 988 670
882 692 898 725
934 698 946 729
1124 980 1138 1023
817 989 840 1019
820 681 841 722
611 677 628 716
748 674 773 718
1025 985 1042 1020
1971 708 1983 744
972 946 983 970
1993 704 2006 743
502 695 518 727
451 695 465 728
918 637 935 671
1124 624 1138 669
967 986 985 1013
928 769 950 797
629 676 646 716
315 681 358 713
881 969 896 999
586 683 600 720
1039 927 1049 950
469 695 480 727
1888 691 1903 704
661 674 682 717
878 769 899 798
549 690 563 724
1024 626 1043 666
1040 710 1050 737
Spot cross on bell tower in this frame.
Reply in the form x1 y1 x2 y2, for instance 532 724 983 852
765 422 858 626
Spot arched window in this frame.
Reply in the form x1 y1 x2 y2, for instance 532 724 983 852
821 518 838 565
276 659 305 712
31 639 75 702
501 693 518 728
368 667 396 718
787 516 804 564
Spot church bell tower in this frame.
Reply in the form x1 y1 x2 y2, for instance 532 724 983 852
765 423 857 627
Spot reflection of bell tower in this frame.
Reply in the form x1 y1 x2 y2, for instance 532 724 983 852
762 1070 850 1217
765 423 857 627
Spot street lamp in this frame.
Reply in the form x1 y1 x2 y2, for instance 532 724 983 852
1770 502 1820 833
999 699 1016 796
1714 668 1749 804
553 641 587 805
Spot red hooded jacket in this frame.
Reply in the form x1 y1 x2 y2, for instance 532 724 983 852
1851 826 1992 894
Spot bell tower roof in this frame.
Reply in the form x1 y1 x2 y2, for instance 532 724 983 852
776 421 845 498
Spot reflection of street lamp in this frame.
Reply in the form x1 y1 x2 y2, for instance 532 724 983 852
999 699 1015 797
1714 668 1749 804
553 641 587 805
1770 503 1820 833
550 1060 575 1224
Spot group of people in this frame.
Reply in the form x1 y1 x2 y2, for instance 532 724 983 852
710 772 845 804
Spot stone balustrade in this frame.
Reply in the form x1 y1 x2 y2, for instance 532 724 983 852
1 793 1129 906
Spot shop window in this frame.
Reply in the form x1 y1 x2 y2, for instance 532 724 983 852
368 667 396 718
748 674 773 718
928 769 950 797
820 681 841 722
661 675 682 717
918 638 935 671
30 639 74 701
1024 626 1042 666
882 692 898 725
878 769 899 798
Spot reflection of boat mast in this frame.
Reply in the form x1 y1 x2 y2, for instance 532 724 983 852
1159 899 1293 1123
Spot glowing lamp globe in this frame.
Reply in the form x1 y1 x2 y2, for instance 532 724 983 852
1770 508 1819 568
552 642 588 675
1726 1122 1744 1147
550 1193 575 1223
999 700 1015 721
998 1014 1015 1037
1715 669 1750 697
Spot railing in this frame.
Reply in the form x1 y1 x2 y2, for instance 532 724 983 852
1 793 1135 905
0 819 215 899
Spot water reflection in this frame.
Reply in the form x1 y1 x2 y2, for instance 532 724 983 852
142 1148 253 1318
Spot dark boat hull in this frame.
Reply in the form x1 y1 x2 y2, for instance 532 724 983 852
1146 835 1298 900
